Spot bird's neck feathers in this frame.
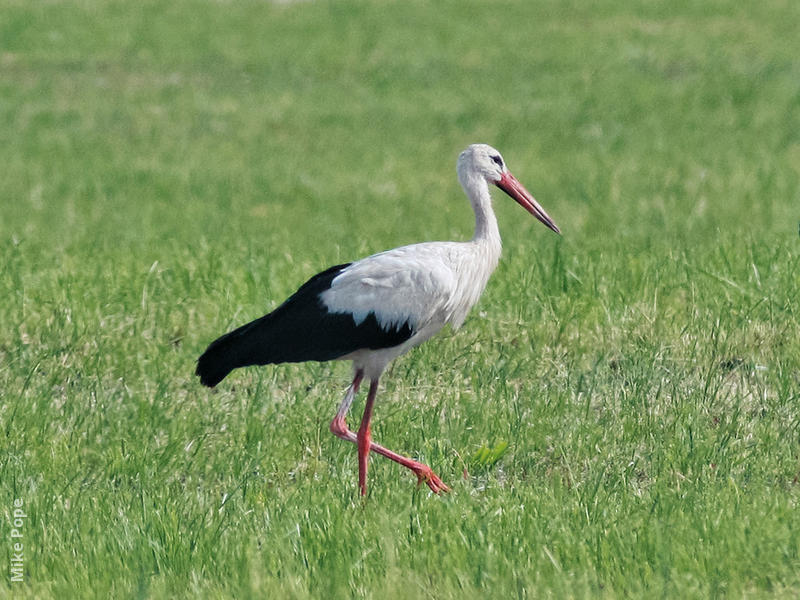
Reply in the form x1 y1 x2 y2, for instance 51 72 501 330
460 172 501 252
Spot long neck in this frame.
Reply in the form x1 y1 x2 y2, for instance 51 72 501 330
445 171 503 329
462 173 501 251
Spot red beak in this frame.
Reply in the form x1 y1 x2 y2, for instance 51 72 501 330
496 172 560 234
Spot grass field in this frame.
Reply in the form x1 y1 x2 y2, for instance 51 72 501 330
2 0 799 597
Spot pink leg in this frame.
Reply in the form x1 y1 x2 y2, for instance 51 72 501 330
329 369 363 442
329 374 450 494
356 380 378 496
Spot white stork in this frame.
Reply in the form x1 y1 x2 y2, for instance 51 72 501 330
196 144 560 496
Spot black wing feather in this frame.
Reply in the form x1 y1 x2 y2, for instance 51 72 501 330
195 263 414 387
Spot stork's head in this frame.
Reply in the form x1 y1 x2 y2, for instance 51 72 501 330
458 144 560 234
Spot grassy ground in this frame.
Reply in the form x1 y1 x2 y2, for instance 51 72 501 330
2 0 799 597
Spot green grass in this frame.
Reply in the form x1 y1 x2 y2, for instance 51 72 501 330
2 0 800 597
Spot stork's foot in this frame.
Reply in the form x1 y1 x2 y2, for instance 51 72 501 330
330 414 450 494
408 461 450 494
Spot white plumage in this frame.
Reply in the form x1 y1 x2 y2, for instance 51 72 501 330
196 143 560 496
322 244 470 377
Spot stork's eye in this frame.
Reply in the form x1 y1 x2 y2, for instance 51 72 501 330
490 155 504 168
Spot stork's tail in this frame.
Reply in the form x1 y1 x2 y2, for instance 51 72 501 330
195 316 271 387
196 262 413 388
